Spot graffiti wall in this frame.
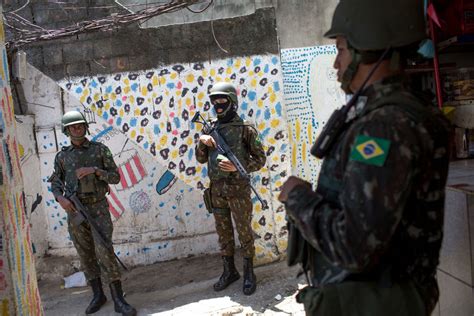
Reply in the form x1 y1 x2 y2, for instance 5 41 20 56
281 45 345 183
18 53 290 268
0 13 43 316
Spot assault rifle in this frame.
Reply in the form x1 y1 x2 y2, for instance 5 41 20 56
192 111 268 209
49 175 128 270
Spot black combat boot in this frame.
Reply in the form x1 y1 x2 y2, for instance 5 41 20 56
213 256 240 291
85 278 107 314
243 257 257 295
109 280 137 316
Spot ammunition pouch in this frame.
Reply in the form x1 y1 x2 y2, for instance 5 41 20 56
203 188 213 214
69 210 86 227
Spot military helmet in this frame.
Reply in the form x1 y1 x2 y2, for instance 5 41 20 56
61 110 88 134
324 0 426 51
209 82 238 105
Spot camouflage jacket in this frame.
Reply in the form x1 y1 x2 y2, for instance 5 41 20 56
285 76 450 312
50 139 120 203
195 114 266 184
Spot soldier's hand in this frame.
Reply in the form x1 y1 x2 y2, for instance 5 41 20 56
76 167 96 179
57 196 77 214
219 160 237 172
278 176 312 203
199 135 217 148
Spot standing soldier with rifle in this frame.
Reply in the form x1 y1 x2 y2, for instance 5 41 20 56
279 0 451 315
48 110 136 316
195 82 266 295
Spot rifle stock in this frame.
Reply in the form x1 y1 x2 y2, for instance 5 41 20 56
194 111 268 209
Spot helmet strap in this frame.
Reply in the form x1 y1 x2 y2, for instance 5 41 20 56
341 47 362 94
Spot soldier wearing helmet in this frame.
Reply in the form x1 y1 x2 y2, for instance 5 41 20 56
279 0 451 315
196 82 266 295
49 110 137 316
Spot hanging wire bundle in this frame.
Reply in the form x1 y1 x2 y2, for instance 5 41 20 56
3 0 211 49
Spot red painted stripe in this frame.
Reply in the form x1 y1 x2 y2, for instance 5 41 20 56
110 189 125 213
118 167 127 189
132 155 146 178
125 160 138 185
108 200 121 219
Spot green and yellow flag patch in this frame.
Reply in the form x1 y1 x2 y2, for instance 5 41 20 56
350 135 391 166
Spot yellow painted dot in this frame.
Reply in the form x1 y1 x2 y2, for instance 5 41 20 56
259 187 267 194
258 122 265 130
124 78 130 85
226 67 232 74
252 222 260 230
93 93 100 102
225 78 231 83
186 137 193 145
258 99 263 108
170 72 177 79
123 86 131 94
141 86 148 96
216 77 222 82
119 108 124 117
275 180 283 188
97 108 103 116
152 76 159 86
269 93 276 103
171 150 178 159
176 90 181 97
246 57 251 67
251 78 257 88
268 138 276 145
273 156 279 162
202 69 208 77
140 127 144 134
198 92 205 100
271 108 276 114
134 108 140 116
210 69 216 77
177 99 182 107
270 119 280 128
80 96 86 103
105 102 110 111
159 77 166 85
186 74 195 83
249 70 254 76
235 58 241 68
186 98 192 106
160 135 168 147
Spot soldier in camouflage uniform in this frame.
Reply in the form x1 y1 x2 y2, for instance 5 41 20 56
196 82 266 295
279 1 451 315
49 111 136 316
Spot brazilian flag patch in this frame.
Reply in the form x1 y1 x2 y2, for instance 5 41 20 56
350 135 391 166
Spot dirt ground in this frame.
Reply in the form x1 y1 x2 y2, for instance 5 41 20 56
39 254 307 315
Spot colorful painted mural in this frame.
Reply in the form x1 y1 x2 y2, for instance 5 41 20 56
281 45 345 183
0 14 43 316
58 54 291 263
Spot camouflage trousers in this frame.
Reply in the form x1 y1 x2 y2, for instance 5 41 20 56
67 198 121 284
210 181 255 258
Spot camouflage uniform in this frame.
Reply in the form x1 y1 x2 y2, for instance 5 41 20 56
285 77 450 315
50 138 122 284
196 115 266 258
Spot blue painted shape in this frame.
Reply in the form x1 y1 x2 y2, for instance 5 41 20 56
173 117 180 129
130 118 137 127
167 82 175 89
264 64 269 73
275 102 282 116
156 170 176 195
103 112 109 120
188 148 194 161
144 142 149 149
241 101 248 111
115 100 122 107
272 56 279 65
131 83 138 91
90 80 98 88
75 87 82 94
159 202 165 207
273 81 280 92
116 117 122 126
264 108 271 120
106 85 113 93
154 124 160 135
248 91 256 101
91 126 113 142
253 58 261 66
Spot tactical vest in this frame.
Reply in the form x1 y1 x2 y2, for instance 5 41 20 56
208 120 251 183
289 87 448 288
60 141 110 203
